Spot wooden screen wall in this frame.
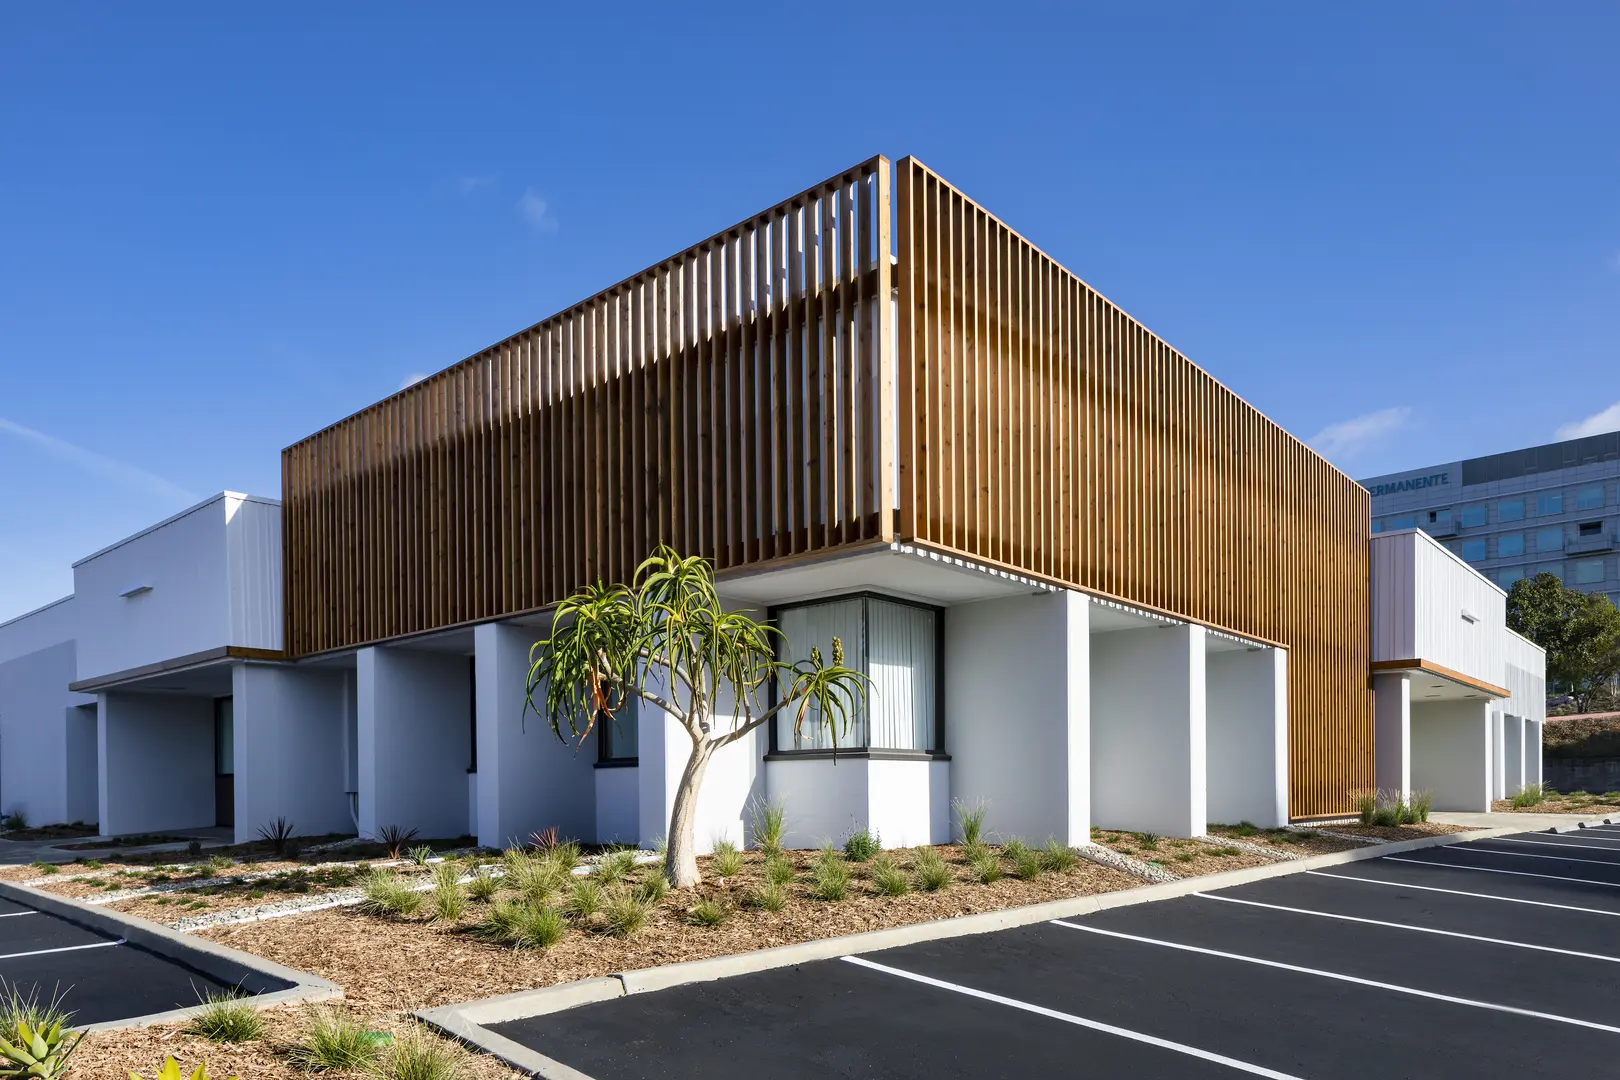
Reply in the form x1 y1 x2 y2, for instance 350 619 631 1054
893 157 1372 819
282 157 894 656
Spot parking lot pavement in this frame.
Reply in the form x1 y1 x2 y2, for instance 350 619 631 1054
0 897 238 1025
491 831 1620 1079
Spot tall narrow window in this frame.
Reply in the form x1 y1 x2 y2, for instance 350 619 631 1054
599 699 639 763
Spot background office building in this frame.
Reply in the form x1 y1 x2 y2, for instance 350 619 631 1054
1362 432 1620 607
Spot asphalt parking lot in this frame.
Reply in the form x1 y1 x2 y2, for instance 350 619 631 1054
494 827 1620 1079
0 894 241 1025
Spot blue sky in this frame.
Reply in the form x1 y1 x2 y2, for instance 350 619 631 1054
2 4 1616 620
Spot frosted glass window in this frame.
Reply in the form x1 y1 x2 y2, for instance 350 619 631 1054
773 596 939 752
1537 493 1563 516
1575 559 1606 585
1460 539 1486 562
1459 505 1486 528
1498 533 1525 557
1499 499 1525 522
1577 486 1604 510
1537 527 1564 553
1499 567 1525 587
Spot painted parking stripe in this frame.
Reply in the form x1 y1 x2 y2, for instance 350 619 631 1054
841 955 1306 1079
1495 836 1620 853
0 912 38 919
1195 892 1620 964
0 938 124 962
1050 921 1620 1036
1408 847 1620 870
1381 855 1620 889
1306 870 1620 917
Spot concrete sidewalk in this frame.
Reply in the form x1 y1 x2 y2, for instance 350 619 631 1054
1429 809 1616 830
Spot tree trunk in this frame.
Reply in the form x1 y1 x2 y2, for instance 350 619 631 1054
664 737 716 888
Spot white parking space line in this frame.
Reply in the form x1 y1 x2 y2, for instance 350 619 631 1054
1195 892 1620 964
1306 870 1620 918
1456 845 1620 868
0 911 38 919
0 938 124 962
1382 855 1620 889
841 955 1306 1079
1495 837 1620 853
1050 921 1620 1036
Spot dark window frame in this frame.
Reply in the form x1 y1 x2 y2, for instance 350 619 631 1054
765 591 947 759
596 700 640 767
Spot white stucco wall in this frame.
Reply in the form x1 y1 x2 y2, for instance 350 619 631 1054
0 641 81 824
945 591 1089 846
65 704 98 824
99 692 214 835
1371 529 1506 689
867 758 950 847
1503 630 1547 724
765 755 871 849
357 646 472 841
474 622 595 849
1411 699 1491 813
1092 623 1206 837
1503 715 1526 797
594 766 639 846
1205 645 1289 828
1373 673 1411 796
232 664 351 843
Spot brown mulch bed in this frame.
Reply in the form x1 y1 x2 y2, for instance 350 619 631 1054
1320 821 1473 841
1205 824 1366 857
1492 795 1620 815
1089 830 1274 878
66 1005 523 1080
202 846 1142 1013
0 823 99 842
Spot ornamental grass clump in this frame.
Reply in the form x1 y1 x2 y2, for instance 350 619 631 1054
602 889 653 938
506 903 567 949
868 853 910 896
185 987 265 1043
970 851 1002 884
374 1026 466 1080
1011 846 1045 881
633 873 671 905
748 796 787 856
953 798 988 846
288 1004 381 1072
811 848 851 901
912 847 951 892
594 848 638 886
429 879 465 924
408 845 436 867
1040 838 1080 873
763 856 796 886
480 898 523 941
711 839 743 877
465 867 499 902
688 899 728 927
1000 837 1030 864
361 869 423 918
565 878 602 920
748 882 787 912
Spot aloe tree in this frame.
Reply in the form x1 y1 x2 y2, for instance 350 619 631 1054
526 546 865 888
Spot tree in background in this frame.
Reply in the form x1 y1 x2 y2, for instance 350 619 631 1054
525 546 867 887
1507 572 1620 714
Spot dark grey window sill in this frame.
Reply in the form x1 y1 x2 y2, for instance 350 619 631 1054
594 759 639 769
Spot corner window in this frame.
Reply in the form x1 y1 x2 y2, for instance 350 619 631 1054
1498 499 1525 522
1577 486 1605 511
599 700 639 764
1460 539 1487 562
771 594 941 753
1498 533 1525 558
1537 492 1563 516
1575 559 1606 585
1537 527 1564 553
1459 505 1486 528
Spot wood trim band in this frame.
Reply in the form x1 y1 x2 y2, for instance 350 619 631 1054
1371 659 1510 699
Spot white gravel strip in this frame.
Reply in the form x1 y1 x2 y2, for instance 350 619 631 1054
1295 827 1385 846
1194 835 1300 862
1080 844 1177 884
174 864 487 932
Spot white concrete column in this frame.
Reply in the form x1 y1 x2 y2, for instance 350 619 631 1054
1411 699 1491 812
1092 621 1206 838
1490 709 1507 801
637 677 761 855
1206 645 1289 828
945 590 1090 847
231 664 351 844
1529 721 1544 786
356 646 473 841
474 622 596 849
1374 673 1411 798
98 691 214 836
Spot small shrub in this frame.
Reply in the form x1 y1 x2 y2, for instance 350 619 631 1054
1371 803 1402 828
748 796 787 855
843 828 880 863
633 873 671 905
1175 851 1197 862
565 879 602 920
594 848 638 886
0 983 81 1075
812 857 851 901
1041 838 1080 873
602 889 653 937
30 862 58 876
408 845 435 867
430 882 465 923
1000 837 1030 864
1354 789 1380 826
711 839 743 877
185 987 265 1043
1512 783 1544 809
465 867 499 902
506 903 567 949
1230 821 1259 838
374 1027 466 1080
1212 846 1242 857
1131 832 1161 850
688 899 728 927
953 797 989 845
763 856 796 886
480 898 523 940
970 851 1002 884
361 869 424 918
186 839 205 859
0 810 26 831
868 854 910 896
205 855 236 876
289 1004 381 1071
912 848 951 892
376 824 420 861
256 816 296 856
748 882 787 911
1011 847 1045 881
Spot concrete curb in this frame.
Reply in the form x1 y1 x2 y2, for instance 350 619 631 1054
0 878 342 1032
416 819 1593 1076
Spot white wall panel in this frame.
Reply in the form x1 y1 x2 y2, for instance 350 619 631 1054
1411 699 1491 813
99 691 214 835
225 496 283 652
1372 529 1508 688
0 596 76 664
233 663 350 843
1503 630 1547 724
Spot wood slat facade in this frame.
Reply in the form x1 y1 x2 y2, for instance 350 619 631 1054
282 153 1373 819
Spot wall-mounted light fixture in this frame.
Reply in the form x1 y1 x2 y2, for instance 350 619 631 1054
1460 608 1479 624
119 584 153 598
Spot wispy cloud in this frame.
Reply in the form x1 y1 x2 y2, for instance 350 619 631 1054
0 418 198 504
399 372 430 391
517 187 557 232
1308 406 1413 462
1556 400 1620 441
458 174 496 194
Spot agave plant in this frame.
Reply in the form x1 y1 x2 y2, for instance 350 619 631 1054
376 824 420 861
0 1016 82 1079
128 1056 238 1080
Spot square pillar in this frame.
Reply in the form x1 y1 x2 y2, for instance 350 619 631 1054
474 622 595 849
638 672 761 855
1092 621 1206 838
1206 644 1289 828
231 664 351 844
1490 709 1507 801
1374 673 1411 798
1503 715 1526 797
1529 721 1544 786
98 691 213 836
356 646 473 841
1411 699 1491 812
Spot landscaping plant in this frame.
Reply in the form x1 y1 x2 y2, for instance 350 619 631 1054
0 985 81 1079
505 903 567 949
868 853 910 896
255 816 296 856
912 847 952 892
811 850 851 901
408 845 436 867
1041 838 1080 873
527 546 867 887
184 988 265 1043
711 839 743 877
361 869 424 918
748 796 787 855
970 851 1002 884
633 873 671 904
288 1005 382 1072
376 824 420 860
748 882 787 911
1011 846 1045 881
688 899 728 927
465 867 499 901
128 1056 237 1080
565 878 602 920
0 811 26 832
374 1027 466 1080
602 889 653 937
953 798 988 845
595 848 638 885
1511 782 1546 809
429 880 465 923
842 828 880 862
1000 837 1030 864
763 856 796 886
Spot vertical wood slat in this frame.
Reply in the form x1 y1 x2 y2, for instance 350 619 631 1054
890 156 1372 821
